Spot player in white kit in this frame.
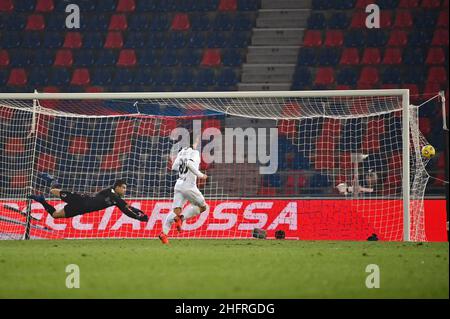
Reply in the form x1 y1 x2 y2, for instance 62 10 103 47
159 133 208 244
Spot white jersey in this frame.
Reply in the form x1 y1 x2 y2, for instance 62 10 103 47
172 147 204 188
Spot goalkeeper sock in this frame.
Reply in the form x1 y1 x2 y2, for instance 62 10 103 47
162 212 176 235
40 200 56 216
182 205 201 220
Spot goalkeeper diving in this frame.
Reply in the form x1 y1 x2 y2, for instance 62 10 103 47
28 176 148 222
159 132 208 244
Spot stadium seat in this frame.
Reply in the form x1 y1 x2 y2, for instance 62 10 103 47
336 68 358 85
174 68 195 87
116 0 135 12
361 48 381 64
201 49 221 67
137 50 158 66
382 48 402 65
109 14 128 31
409 30 433 46
0 0 13 12
147 32 166 49
9 51 32 67
34 49 54 66
387 30 408 46
394 11 413 27
312 0 333 9
207 32 228 48
63 32 82 49
104 32 123 49
378 0 399 8
85 15 109 31
171 13 190 31
421 0 441 8
314 67 335 86
71 68 90 86
159 51 178 66
308 13 327 29
15 0 35 12
340 48 360 65
427 67 447 85
69 137 90 155
292 67 312 89
191 14 211 31
155 0 177 12
318 49 340 66
234 14 253 31
324 30 344 47
49 68 70 86
73 50 94 67
328 12 350 29
228 32 250 48
213 13 233 31
54 49 73 67
403 48 426 65
380 10 394 27
344 30 365 47
21 32 42 49
97 0 117 12
431 29 449 46
117 49 137 67
365 30 387 47
26 14 45 31
153 68 174 86
35 0 54 12
133 68 153 85
402 84 420 102
128 14 149 31
150 15 169 31
297 48 317 66
238 0 258 10
382 68 402 84
7 68 28 86
46 14 65 31
334 0 356 9
216 68 239 87
96 50 118 66
398 0 419 7
402 67 426 84
112 68 134 86
358 67 379 86
0 50 9 67
219 0 237 10
179 50 201 66
194 69 216 88
166 32 187 49
0 70 8 86
426 47 446 65
415 10 438 28
303 30 323 47
350 11 366 28
222 49 242 66
355 0 373 8
43 32 63 49
437 11 449 27
83 33 105 49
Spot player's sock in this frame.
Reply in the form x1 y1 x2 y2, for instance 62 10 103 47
29 194 56 216
182 205 201 220
162 212 176 234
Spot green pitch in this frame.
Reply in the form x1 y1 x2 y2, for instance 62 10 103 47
0 240 448 299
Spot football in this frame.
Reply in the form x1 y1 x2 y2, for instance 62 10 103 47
422 145 436 159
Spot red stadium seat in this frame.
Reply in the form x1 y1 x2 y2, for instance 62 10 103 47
402 84 420 103
355 0 373 8
41 86 60 110
117 49 137 67
171 13 190 31
399 0 419 7
71 68 90 86
36 0 54 12
36 153 56 172
26 14 45 31
324 30 344 47
361 48 381 65
387 30 408 46
257 186 277 196
101 155 122 170
137 120 157 136
303 30 323 47
69 137 89 155
63 32 82 49
109 14 128 31
394 11 413 28
350 11 366 28
10 175 28 189
437 11 449 27
419 117 432 136
0 0 13 12
431 29 449 46
85 86 104 93
426 47 446 65
314 67 335 86
0 50 10 67
382 48 402 64
358 67 379 86
7 69 27 86
335 85 351 90
201 49 221 67
427 67 447 84
54 49 73 67
423 82 441 96
116 0 135 12
104 32 123 48
421 0 441 8
219 0 237 11
380 11 393 28
5 137 24 155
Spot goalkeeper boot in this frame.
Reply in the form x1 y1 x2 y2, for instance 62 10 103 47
27 194 46 203
159 232 169 245
174 215 184 232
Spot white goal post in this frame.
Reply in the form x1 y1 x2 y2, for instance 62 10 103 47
0 89 429 241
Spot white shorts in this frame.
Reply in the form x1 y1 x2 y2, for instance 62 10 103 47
172 183 206 210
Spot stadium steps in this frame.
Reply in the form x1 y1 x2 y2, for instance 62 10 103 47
238 4 310 91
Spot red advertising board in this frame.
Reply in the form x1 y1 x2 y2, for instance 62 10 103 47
0 199 447 241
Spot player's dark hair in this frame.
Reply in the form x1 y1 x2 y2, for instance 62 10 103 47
113 179 127 189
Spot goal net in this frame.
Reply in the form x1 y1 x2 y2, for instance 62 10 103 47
0 91 430 241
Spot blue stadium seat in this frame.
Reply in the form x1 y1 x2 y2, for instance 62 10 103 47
159 52 178 66
97 0 117 12
328 12 350 29
207 32 228 48
137 50 158 66
166 32 187 49
344 30 365 47
83 33 105 49
49 68 71 86
317 49 340 66
135 0 158 11
34 49 54 66
95 50 118 66
46 14 65 31
43 32 63 49
9 51 33 67
55 0 96 12
187 32 206 48
228 32 250 48
5 15 26 30
73 50 95 67
84 15 110 31
234 14 253 31
174 68 195 87
403 48 426 65
293 154 310 169
150 15 169 31
124 32 146 49
414 11 438 28
238 0 258 10
194 69 216 88
312 0 333 9
216 68 239 87
0 70 9 87
310 174 330 188
91 69 113 86
191 14 211 31
153 69 174 86
377 0 399 9
382 68 402 84
15 0 36 12
365 30 387 47
196 0 219 11
178 0 197 12
133 68 154 85
213 13 233 31
222 49 243 67
402 68 426 84
179 50 201 66
112 69 134 86
333 0 356 9
336 68 358 86
1 32 22 49
128 14 150 31
291 67 312 89
156 0 177 12
147 32 166 49
297 48 317 66
408 30 433 46
307 13 327 29
22 32 42 49
28 67 50 86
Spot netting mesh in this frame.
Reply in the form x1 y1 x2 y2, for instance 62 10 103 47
0 92 430 241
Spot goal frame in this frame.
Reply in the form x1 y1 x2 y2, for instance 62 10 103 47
0 89 411 241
